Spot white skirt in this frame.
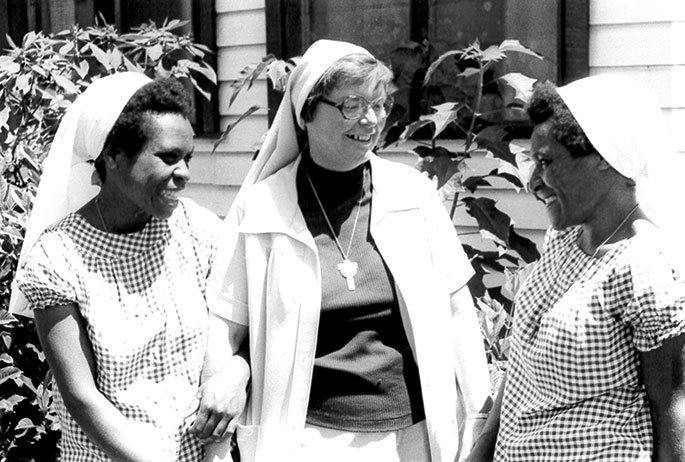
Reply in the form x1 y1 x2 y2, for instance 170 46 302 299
298 420 431 462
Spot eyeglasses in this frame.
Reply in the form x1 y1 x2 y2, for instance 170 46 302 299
319 95 394 120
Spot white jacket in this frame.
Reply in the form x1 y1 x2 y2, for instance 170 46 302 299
209 155 491 462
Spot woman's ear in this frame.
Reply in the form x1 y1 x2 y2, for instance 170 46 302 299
595 154 613 172
102 147 119 170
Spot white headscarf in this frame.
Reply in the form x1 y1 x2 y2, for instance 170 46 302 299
10 72 152 316
557 74 685 270
238 39 371 188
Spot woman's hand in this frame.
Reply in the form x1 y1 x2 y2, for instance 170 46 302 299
190 354 250 442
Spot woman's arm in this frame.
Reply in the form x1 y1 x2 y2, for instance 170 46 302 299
451 287 492 412
34 304 167 462
451 287 494 461
191 312 250 441
462 375 505 462
641 332 685 462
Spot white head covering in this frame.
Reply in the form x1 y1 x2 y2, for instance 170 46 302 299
239 39 372 187
10 72 152 316
557 74 685 269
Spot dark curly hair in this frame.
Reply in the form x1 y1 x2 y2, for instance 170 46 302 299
526 81 597 158
300 53 395 124
95 77 192 181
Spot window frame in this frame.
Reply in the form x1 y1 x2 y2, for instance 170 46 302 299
264 0 589 125
0 0 219 135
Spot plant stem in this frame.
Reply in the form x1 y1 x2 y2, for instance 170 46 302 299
464 60 484 153
449 191 459 219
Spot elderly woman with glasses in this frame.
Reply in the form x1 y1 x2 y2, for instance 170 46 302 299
203 40 492 462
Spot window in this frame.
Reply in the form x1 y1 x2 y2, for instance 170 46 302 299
265 0 589 128
0 0 218 134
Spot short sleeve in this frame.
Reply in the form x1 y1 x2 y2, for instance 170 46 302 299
14 231 79 312
621 239 685 351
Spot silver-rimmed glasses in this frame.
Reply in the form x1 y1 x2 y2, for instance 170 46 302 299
320 95 394 120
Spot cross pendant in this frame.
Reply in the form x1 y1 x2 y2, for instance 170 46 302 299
337 258 358 291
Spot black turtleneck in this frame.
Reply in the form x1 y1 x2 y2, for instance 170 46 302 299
296 153 425 432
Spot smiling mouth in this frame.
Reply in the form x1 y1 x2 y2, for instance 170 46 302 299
347 133 374 142
160 190 181 202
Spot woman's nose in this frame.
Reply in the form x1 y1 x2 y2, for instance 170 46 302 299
527 164 542 192
359 105 379 125
173 160 191 185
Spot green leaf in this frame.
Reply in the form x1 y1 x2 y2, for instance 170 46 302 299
457 67 480 78
424 50 464 86
15 73 31 94
508 227 540 263
0 309 17 326
13 417 36 438
0 56 20 74
212 105 261 153
482 45 505 63
52 73 80 95
0 394 25 412
58 41 74 55
0 366 21 385
476 127 517 166
229 55 276 108
110 48 124 69
499 72 537 104
463 175 492 193
463 197 512 245
424 102 462 139
499 40 544 60
146 43 164 62
413 146 462 189
88 43 111 69
398 117 433 142
265 58 293 92
0 106 9 129
181 60 217 84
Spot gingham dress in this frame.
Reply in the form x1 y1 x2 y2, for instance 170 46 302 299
16 198 220 462
495 226 685 462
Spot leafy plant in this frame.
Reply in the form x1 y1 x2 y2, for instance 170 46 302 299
0 19 216 461
384 39 544 370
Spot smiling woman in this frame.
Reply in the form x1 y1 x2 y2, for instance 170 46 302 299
204 39 492 462
468 76 685 462
10 73 249 462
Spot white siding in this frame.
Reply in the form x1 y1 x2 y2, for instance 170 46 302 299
589 0 685 152
183 1 269 215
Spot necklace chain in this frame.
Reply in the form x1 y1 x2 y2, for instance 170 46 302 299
94 197 109 233
587 203 640 258
306 173 362 260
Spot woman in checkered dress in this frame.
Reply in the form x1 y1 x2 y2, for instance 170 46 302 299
11 74 248 461
467 76 685 462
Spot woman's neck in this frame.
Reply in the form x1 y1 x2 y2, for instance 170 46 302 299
301 154 368 203
579 202 642 255
91 187 151 234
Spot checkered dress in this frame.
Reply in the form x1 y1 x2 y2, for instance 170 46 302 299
495 226 685 462
16 198 220 462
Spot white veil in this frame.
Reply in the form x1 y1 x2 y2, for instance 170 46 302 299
9 72 152 317
557 74 685 273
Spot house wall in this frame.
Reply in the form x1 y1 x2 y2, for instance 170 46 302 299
589 0 685 152
183 0 269 217
185 0 684 257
